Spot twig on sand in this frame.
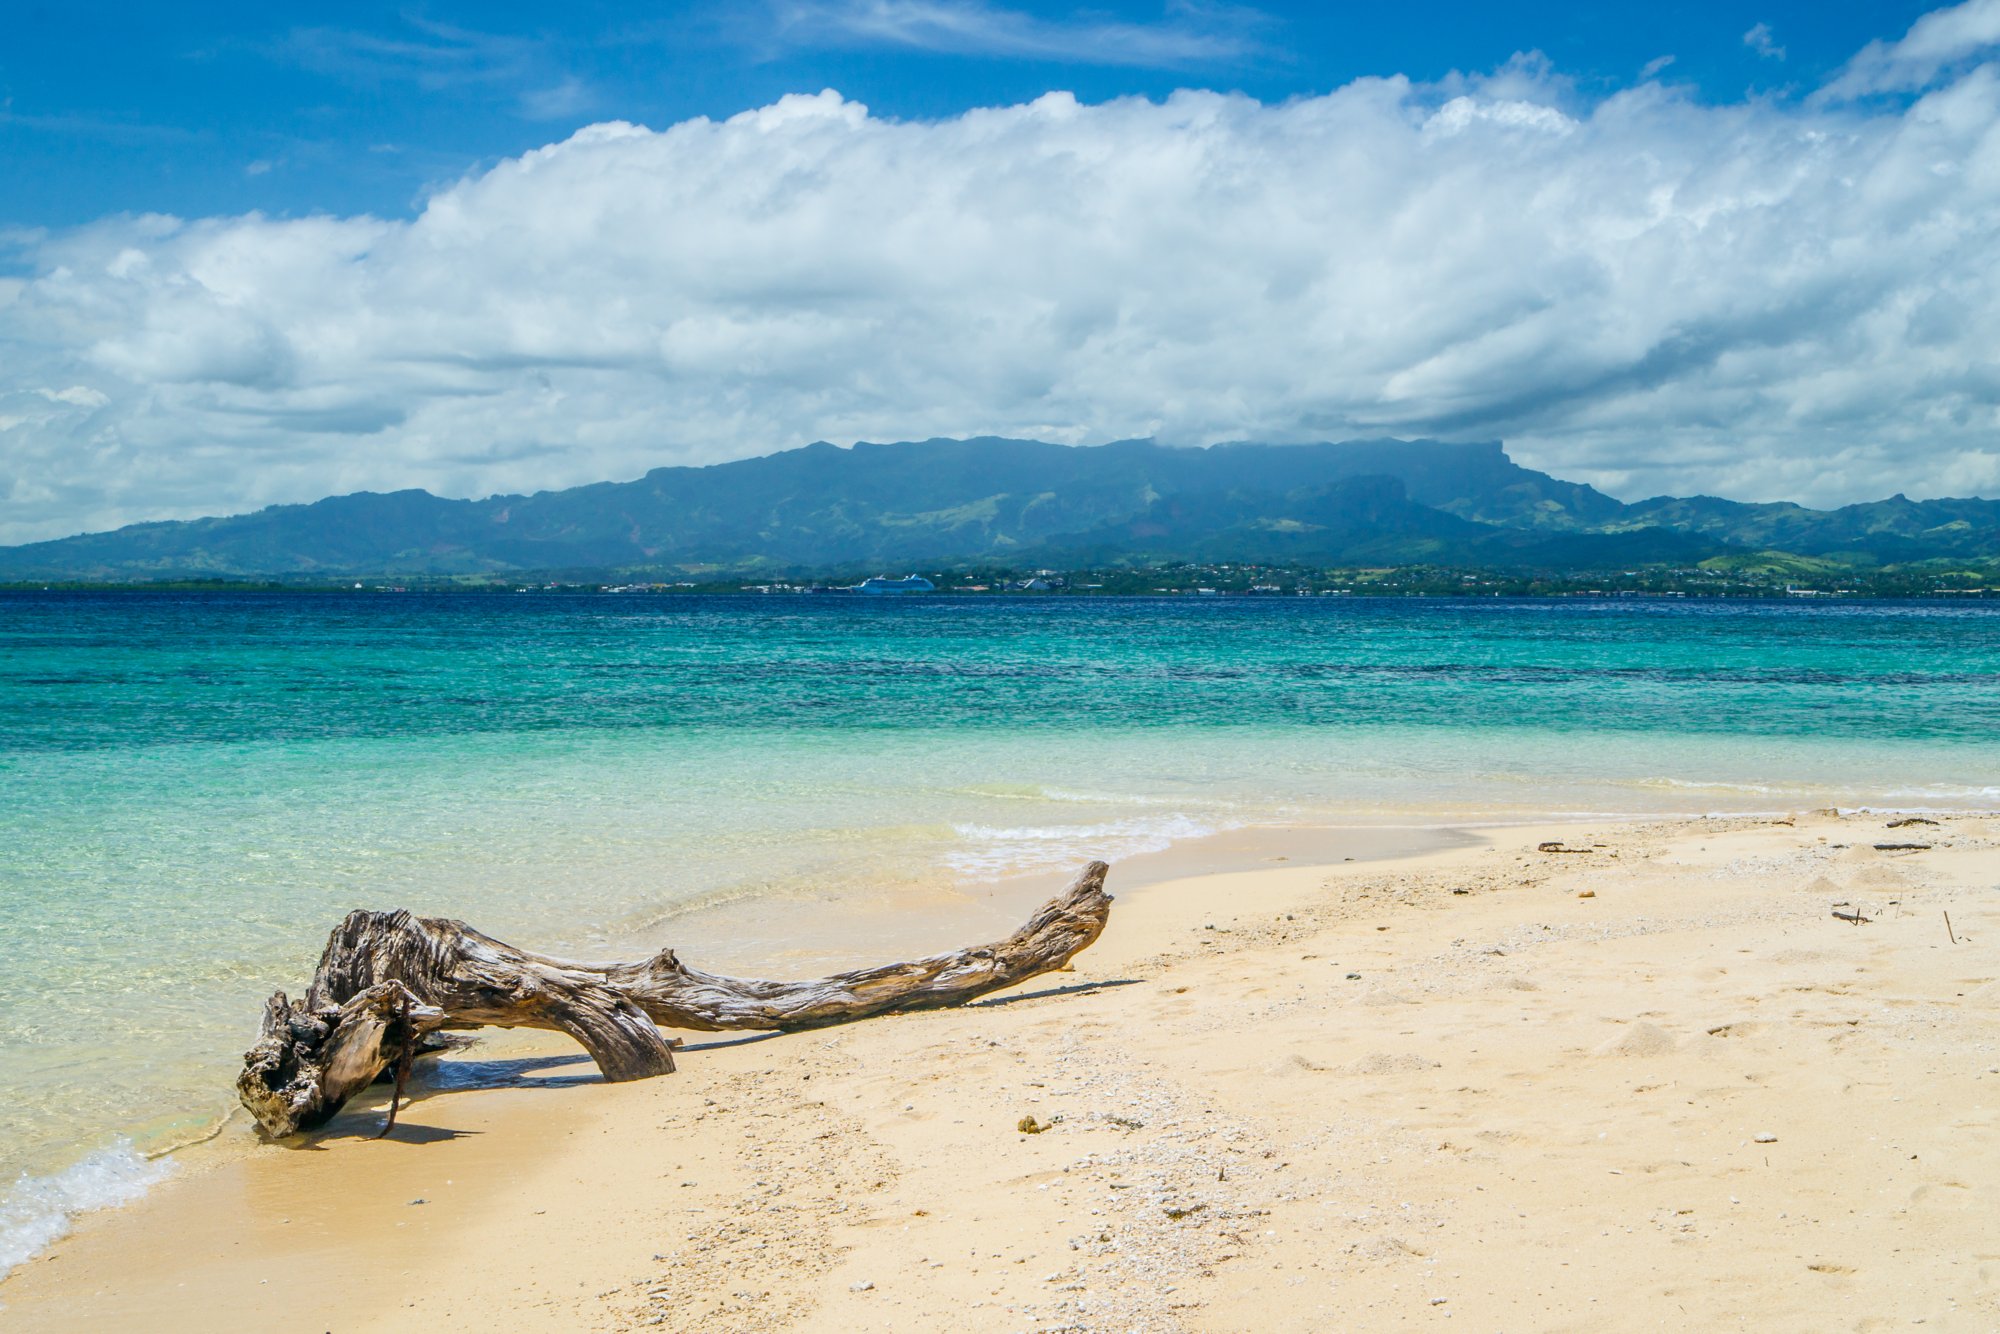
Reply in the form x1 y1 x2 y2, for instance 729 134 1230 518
376 991 417 1139
1945 911 1958 945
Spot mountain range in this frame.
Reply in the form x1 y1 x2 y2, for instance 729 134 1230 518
3 437 1996 580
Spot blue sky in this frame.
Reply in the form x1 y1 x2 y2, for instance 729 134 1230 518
1 1 1937 227
3 1 1998 541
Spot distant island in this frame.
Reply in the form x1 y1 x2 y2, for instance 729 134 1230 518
3 437 1996 596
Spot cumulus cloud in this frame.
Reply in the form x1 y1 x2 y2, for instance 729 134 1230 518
5 18 2000 543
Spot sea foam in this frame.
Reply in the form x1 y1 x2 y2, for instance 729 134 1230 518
0 1140 168 1281
943 813 1224 878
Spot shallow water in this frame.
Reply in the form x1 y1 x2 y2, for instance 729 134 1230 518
2 591 1996 1272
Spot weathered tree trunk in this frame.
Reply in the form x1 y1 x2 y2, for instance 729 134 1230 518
238 861 1113 1138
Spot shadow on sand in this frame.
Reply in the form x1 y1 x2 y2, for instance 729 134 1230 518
297 980 1140 1143
969 977 1142 1008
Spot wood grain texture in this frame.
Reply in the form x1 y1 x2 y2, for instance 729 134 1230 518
238 861 1113 1137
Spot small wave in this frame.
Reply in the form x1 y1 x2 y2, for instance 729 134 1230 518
0 1139 169 1280
946 783 1203 808
1036 787 1206 808
1624 776 2000 803
944 814 1223 879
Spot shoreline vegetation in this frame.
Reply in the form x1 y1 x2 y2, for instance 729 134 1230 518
3 810 1995 1330
6 560 1999 598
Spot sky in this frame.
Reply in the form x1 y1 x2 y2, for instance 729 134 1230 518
2 0 1997 542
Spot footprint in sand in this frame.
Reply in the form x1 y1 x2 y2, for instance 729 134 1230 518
1337 1052 1443 1075
1263 1052 1331 1076
1595 1022 1676 1057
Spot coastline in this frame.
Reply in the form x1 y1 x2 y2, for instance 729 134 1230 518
4 809 1996 1330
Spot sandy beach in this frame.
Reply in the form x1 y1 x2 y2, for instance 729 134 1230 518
3 809 1996 1332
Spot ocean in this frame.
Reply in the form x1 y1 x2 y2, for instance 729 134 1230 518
2 591 1996 1273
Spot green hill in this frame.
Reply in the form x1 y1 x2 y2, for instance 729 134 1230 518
0 437 1993 581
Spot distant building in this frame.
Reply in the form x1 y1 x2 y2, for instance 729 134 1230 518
853 574 937 595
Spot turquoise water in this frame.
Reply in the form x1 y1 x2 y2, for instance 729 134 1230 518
2 592 1997 1271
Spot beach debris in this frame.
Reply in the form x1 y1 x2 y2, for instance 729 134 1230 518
1018 1115 1049 1135
1945 911 1958 945
1887 817 1938 828
1577 889 1596 899
1872 843 1932 852
1537 841 1591 854
236 862 1115 1139
1753 1132 1779 1144
849 1280 874 1293
1830 903 1872 925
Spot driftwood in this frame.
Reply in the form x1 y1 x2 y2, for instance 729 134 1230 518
238 861 1113 1138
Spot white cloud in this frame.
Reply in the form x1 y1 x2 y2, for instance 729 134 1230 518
5 21 2000 543
40 386 109 408
1743 23 1785 61
1819 0 2000 99
767 0 1272 67
519 76 596 122
275 16 595 121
